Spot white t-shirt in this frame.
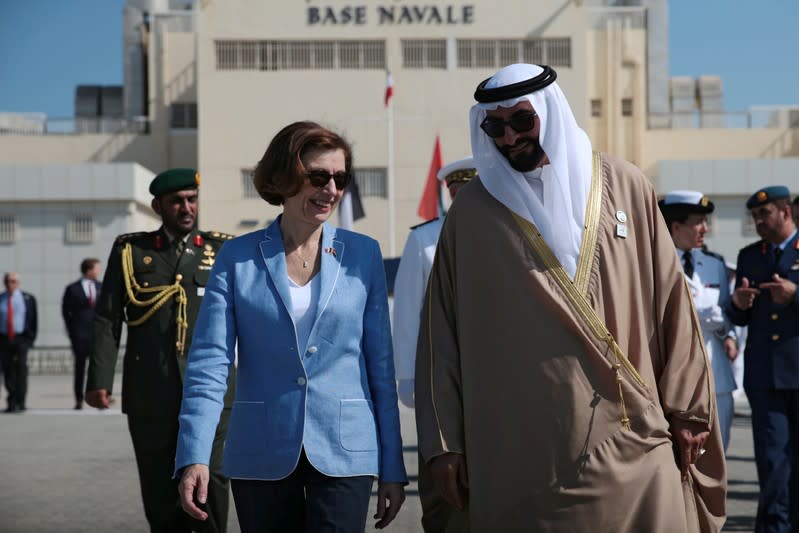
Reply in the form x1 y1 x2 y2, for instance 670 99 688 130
288 273 321 353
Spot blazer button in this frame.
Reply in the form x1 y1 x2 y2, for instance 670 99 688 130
297 376 307 386
307 346 318 354
771 313 779 320
772 334 780 341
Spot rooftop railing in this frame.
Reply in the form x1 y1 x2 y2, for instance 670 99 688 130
0 114 149 135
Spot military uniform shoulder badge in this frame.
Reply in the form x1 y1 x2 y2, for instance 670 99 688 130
114 231 148 245
701 248 725 263
202 230 235 241
410 217 440 231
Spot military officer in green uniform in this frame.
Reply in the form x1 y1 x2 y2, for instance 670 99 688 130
86 168 235 533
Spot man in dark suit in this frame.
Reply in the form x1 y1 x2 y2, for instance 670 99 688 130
727 185 799 532
62 258 102 410
0 272 38 413
86 168 235 533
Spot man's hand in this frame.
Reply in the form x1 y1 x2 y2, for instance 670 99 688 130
178 464 210 521
759 273 797 305
397 379 414 408
430 453 468 511
723 336 739 361
373 482 405 529
671 419 710 481
731 277 760 310
85 389 112 409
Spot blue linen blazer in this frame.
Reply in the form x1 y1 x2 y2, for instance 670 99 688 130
175 218 407 483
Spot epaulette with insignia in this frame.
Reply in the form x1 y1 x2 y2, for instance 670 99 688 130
114 231 148 244
202 230 236 241
741 240 765 252
701 247 726 263
410 217 440 231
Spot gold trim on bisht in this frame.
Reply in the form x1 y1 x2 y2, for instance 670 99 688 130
573 151 604 294
510 152 646 431
121 243 189 356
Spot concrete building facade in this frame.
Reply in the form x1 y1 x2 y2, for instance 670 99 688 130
0 0 798 345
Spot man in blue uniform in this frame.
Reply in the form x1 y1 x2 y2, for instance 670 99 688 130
727 185 799 532
659 190 738 450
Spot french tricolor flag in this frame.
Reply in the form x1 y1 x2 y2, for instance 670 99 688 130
384 70 394 107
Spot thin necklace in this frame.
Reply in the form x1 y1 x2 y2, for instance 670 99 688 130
295 248 313 269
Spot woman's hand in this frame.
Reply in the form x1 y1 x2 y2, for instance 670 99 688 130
374 481 405 529
178 464 210 521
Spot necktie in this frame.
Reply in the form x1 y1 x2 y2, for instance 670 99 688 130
6 295 14 340
682 251 694 279
775 246 782 263
88 283 95 308
175 238 185 257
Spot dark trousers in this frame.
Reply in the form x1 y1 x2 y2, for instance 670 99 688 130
747 388 799 533
128 411 230 533
231 449 373 533
418 451 453 532
0 336 29 410
70 338 90 404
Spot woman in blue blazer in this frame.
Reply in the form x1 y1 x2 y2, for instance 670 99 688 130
176 122 407 532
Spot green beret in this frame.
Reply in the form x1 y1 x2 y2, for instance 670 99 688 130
149 168 200 197
746 185 790 209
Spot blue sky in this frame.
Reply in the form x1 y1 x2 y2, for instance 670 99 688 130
0 0 797 116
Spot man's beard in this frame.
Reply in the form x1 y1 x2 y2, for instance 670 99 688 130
499 138 546 172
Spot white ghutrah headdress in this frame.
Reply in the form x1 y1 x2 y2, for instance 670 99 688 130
470 63 592 278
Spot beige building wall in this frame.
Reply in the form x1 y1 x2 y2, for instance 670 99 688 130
196 0 588 254
1 0 798 261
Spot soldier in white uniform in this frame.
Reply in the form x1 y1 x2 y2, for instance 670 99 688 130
392 156 475 532
659 190 739 451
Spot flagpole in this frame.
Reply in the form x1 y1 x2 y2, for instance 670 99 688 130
387 80 396 256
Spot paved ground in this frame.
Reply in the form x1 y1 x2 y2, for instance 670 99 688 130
0 375 757 532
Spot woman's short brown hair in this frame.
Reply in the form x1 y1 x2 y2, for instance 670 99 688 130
253 121 353 206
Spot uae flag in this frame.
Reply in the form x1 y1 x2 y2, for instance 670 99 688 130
384 70 394 107
417 135 443 220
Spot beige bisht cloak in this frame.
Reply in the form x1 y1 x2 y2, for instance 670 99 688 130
415 153 726 532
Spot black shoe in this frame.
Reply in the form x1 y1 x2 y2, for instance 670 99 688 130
4 405 17 413
74 402 83 410
16 405 25 413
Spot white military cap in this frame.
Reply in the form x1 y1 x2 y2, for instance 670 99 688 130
437 156 477 185
658 190 714 213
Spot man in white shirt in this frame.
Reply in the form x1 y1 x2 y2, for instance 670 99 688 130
392 156 475 532
61 258 102 409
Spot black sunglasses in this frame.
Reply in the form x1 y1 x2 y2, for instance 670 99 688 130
480 112 538 138
305 169 351 190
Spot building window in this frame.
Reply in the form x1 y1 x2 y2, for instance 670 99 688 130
621 98 633 117
66 214 94 243
241 169 259 199
355 168 387 198
170 103 197 129
0 215 17 244
401 39 447 69
546 38 571 67
215 40 386 70
591 99 602 117
457 38 571 68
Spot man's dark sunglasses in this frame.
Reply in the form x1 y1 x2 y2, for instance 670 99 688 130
480 112 538 138
305 169 352 190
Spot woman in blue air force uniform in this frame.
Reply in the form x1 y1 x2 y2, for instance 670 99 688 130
175 121 407 532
